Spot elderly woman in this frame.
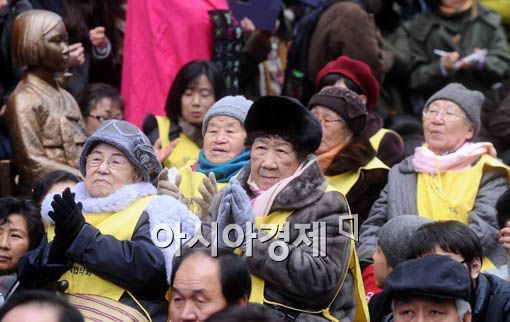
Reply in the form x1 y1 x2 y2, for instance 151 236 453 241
18 120 200 322
158 95 252 217
308 87 388 225
315 56 405 167
6 10 88 193
193 96 369 321
358 83 510 274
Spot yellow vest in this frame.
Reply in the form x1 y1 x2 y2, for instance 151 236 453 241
417 154 510 271
326 157 389 195
155 116 200 169
48 196 156 301
249 187 369 322
368 128 402 154
178 160 228 215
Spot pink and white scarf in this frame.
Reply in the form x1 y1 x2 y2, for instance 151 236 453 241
412 142 496 173
247 156 316 216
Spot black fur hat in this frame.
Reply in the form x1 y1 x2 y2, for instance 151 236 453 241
245 96 322 158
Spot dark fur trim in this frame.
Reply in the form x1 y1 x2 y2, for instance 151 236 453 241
324 137 376 176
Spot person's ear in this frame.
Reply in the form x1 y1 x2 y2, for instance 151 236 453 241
239 294 249 307
463 311 472 322
470 257 481 280
359 94 368 106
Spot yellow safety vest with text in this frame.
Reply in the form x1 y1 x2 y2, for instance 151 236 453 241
249 186 369 322
48 196 156 300
417 154 510 271
155 116 200 169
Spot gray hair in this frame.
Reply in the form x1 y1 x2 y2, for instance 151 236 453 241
391 298 471 321
455 298 471 320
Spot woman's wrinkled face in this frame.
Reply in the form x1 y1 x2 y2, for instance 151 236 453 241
181 75 216 126
422 100 474 155
84 143 141 198
250 136 301 190
311 106 352 155
204 116 247 164
41 20 69 72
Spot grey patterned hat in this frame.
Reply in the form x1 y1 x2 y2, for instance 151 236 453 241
80 120 161 181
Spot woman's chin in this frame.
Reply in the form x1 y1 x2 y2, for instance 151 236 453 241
89 187 114 198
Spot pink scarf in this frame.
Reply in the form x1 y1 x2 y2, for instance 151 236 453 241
412 142 496 173
247 157 316 216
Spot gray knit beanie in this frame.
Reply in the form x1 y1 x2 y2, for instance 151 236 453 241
202 95 253 136
378 215 432 268
424 83 484 136
80 120 162 182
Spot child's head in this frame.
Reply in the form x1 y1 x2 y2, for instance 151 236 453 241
408 220 483 281
165 60 226 127
374 216 431 288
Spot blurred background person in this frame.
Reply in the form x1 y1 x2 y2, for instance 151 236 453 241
143 60 226 169
77 82 124 135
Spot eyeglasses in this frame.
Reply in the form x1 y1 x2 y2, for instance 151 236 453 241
423 107 465 121
86 153 129 170
315 118 344 128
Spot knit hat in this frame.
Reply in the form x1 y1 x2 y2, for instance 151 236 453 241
308 87 367 136
425 83 484 136
378 215 432 268
202 95 253 136
80 120 162 182
315 56 380 110
245 96 322 156
385 255 472 302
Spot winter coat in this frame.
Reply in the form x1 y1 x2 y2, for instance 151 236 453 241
18 182 200 322
5 72 88 193
202 161 358 322
357 155 509 267
323 137 388 226
402 4 510 99
308 1 384 86
472 272 510 322
0 0 32 105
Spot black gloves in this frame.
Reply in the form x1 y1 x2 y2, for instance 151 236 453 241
48 188 85 262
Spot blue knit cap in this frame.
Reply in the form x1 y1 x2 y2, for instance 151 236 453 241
202 95 253 136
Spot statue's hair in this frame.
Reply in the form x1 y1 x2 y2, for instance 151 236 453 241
12 10 63 66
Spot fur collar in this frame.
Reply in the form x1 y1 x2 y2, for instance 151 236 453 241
236 158 327 211
144 195 201 283
41 182 156 225
324 137 376 176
